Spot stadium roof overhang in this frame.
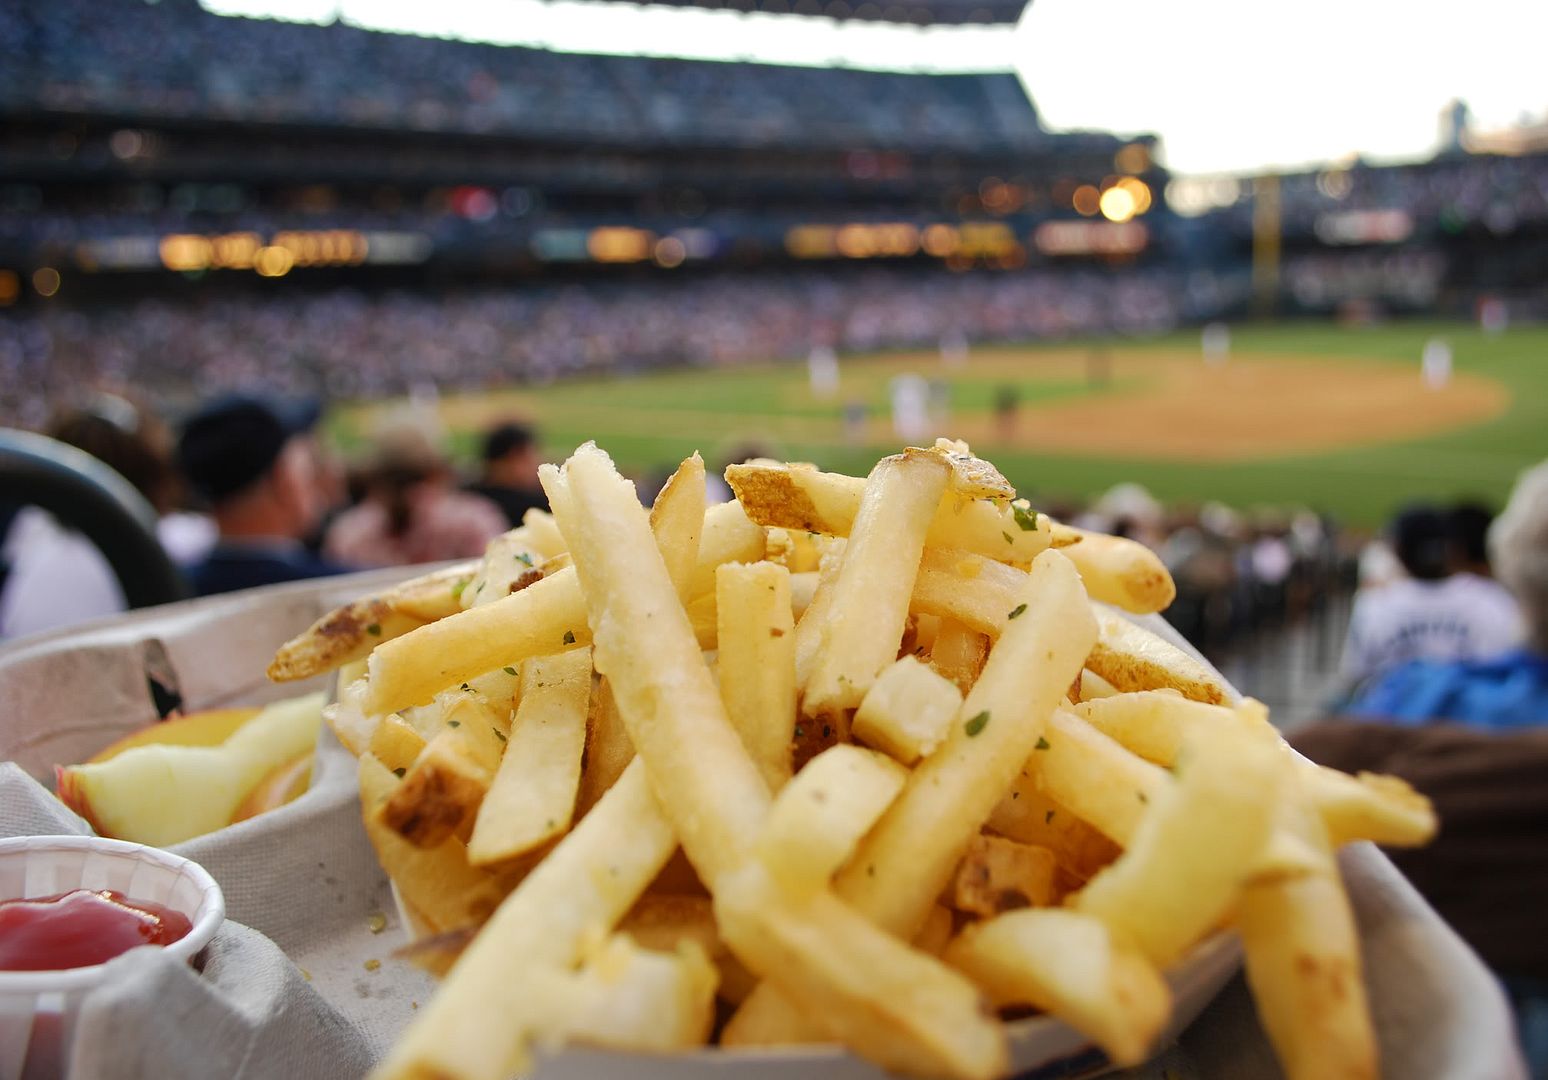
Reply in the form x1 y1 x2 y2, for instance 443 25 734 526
576 0 1031 25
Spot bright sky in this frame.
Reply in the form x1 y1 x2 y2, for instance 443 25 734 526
202 0 1548 177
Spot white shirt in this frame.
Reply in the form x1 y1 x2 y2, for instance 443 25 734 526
0 507 126 639
1341 573 1525 684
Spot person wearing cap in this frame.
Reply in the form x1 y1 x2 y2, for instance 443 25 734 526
176 395 349 597
1337 503 1523 693
465 420 548 529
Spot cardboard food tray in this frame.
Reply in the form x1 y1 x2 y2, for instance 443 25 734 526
0 570 1523 1079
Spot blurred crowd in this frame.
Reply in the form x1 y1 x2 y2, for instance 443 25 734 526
0 269 1230 430
1 0 1040 152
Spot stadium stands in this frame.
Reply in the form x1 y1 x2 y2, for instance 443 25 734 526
1 0 1043 152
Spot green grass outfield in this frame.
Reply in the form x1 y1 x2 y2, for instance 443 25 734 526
330 320 1548 527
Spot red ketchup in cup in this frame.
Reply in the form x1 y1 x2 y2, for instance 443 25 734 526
0 889 194 971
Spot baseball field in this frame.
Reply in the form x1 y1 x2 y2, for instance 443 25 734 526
333 319 1548 526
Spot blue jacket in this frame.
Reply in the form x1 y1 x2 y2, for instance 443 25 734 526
186 542 350 597
1347 649 1548 730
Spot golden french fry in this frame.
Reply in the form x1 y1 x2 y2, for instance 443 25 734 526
948 833 1058 917
805 450 951 715
372 756 679 1080
852 655 963 765
985 773 1121 889
650 453 707 601
928 616 990 693
1301 766 1436 849
945 908 1171 1067
520 507 568 559
788 570 818 620
1073 690 1269 767
792 538 845 691
911 548 1029 639
715 863 1008 1080
555 934 719 1053
358 754 516 936
368 713 427 774
1236 799 1377 1080
575 675 632 819
269 560 480 682
725 460 1052 567
1078 667 1121 700
325 675 382 757
367 568 590 715
465 528 546 610
754 744 907 892
1075 724 1284 967
686 499 768 600
716 561 797 792
1025 709 1170 848
467 649 591 866
379 693 509 848
1086 606 1231 705
1049 524 1176 615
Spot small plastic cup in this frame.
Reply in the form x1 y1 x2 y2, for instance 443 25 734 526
0 835 225 1080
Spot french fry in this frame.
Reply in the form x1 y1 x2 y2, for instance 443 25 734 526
686 499 768 600
715 863 1008 1080
716 561 797 792
555 934 718 1053
852 655 962 765
372 756 679 1080
754 744 907 892
911 548 1028 638
268 560 479 682
805 450 951 715
465 528 546 609
788 570 818 619
1300 766 1436 849
1048 524 1176 615
467 649 591 866
1085 606 1231 705
1073 690 1270 767
366 568 590 715
985 773 1121 889
650 453 707 601
948 834 1058 917
1078 667 1121 700
792 538 845 691
1022 709 1170 848
358 754 516 936
945 908 1170 1067
928 616 990 693
326 675 382 757
914 903 955 956
575 675 632 819
368 713 427 774
725 460 1052 568
379 693 509 848
1236 799 1377 1080
1075 725 1284 967
520 507 568 559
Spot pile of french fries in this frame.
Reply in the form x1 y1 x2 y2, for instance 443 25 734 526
270 439 1436 1080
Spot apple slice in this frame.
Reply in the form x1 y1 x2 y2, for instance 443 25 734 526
87 708 261 764
230 751 313 825
56 693 324 846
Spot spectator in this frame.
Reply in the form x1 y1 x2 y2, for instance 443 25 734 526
1448 500 1500 578
1338 504 1522 690
0 394 202 636
466 421 548 529
177 395 349 596
324 421 506 566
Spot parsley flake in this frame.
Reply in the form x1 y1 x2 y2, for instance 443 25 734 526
1035 736 1051 751
515 552 534 567
1008 603 1027 620
1137 790 1149 804
451 577 471 600
964 711 991 737
1002 531 1014 545
460 682 472 692
447 719 460 728
503 666 518 676
366 622 382 637
391 767 405 778
1012 503 1040 532
493 728 507 743
562 630 576 645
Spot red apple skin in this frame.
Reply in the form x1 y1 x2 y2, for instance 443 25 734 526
54 765 106 835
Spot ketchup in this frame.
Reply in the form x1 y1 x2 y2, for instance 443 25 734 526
0 889 193 971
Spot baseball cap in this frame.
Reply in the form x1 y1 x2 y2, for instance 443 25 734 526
177 394 321 503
